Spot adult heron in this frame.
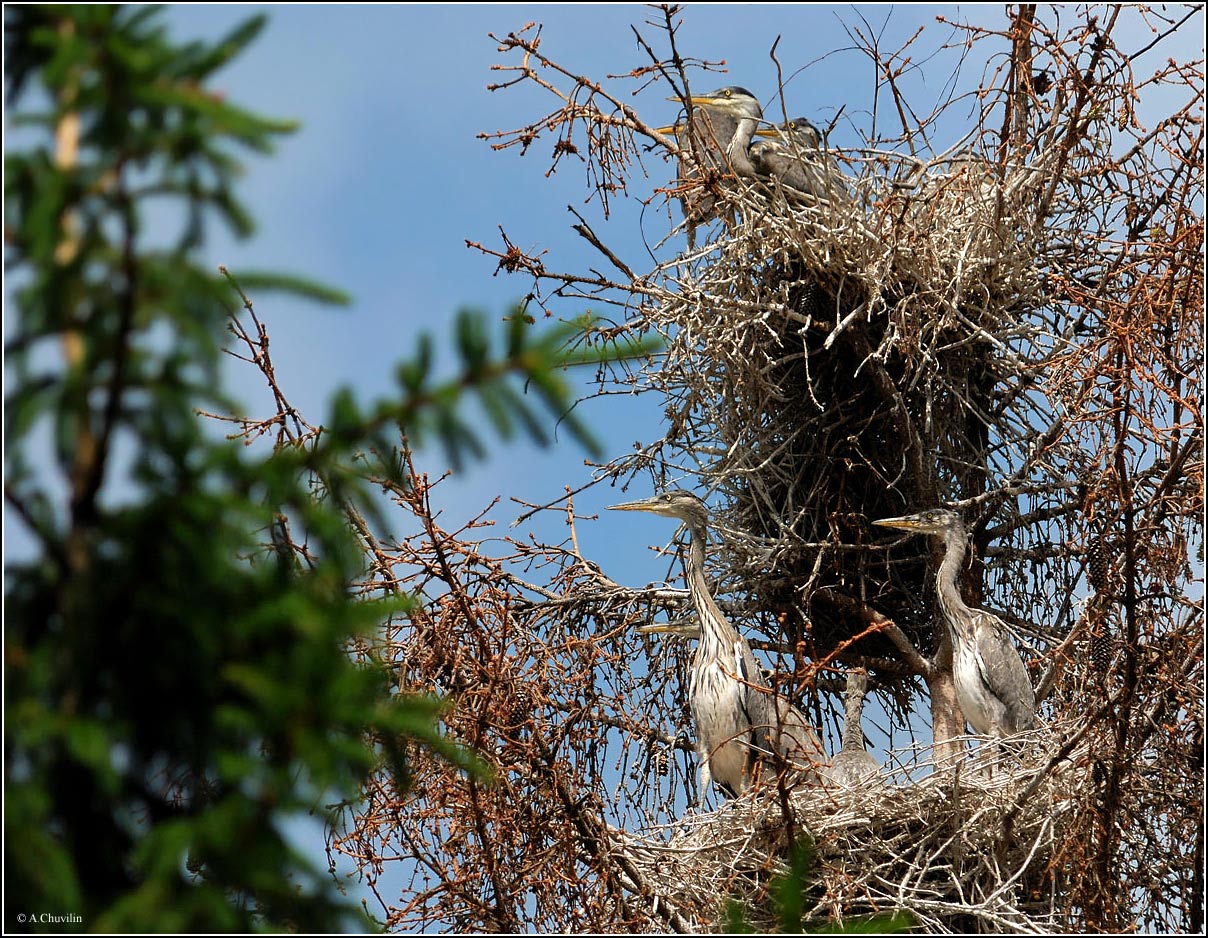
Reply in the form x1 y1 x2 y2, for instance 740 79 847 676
822 669 880 788
874 508 1036 740
751 116 853 204
657 86 764 246
610 489 826 797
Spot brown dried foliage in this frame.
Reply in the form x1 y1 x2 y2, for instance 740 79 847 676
225 5 1202 933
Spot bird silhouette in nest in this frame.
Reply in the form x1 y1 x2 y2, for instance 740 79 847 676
751 115 854 205
874 508 1036 746
657 86 764 248
822 668 881 788
611 489 828 798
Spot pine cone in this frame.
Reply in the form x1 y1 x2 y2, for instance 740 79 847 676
794 280 828 321
1087 540 1110 594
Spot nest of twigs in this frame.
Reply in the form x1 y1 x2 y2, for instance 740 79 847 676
634 136 1058 685
611 726 1092 933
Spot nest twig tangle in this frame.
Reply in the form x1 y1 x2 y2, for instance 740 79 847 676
314 7 1203 933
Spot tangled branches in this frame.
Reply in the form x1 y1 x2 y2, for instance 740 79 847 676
229 5 1207 934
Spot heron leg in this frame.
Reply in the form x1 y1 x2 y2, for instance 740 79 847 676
982 737 1000 778
698 745 712 796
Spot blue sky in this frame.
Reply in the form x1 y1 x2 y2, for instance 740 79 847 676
156 3 1027 563
153 1 1200 609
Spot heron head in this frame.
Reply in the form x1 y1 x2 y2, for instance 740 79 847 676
754 116 822 149
607 489 709 527
872 507 963 537
845 667 870 696
666 85 762 121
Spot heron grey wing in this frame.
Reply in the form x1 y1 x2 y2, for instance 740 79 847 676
827 747 880 787
736 638 767 687
694 109 740 166
769 695 827 777
754 145 825 198
671 124 710 230
677 108 740 180
674 109 739 234
753 142 853 203
730 637 826 777
974 610 1037 733
732 639 770 749
730 630 822 763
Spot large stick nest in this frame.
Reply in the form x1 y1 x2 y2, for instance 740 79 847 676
643 142 1055 676
611 728 1086 933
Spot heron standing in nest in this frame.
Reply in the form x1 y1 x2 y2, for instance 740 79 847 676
657 86 764 246
751 116 853 204
610 489 826 797
823 668 880 788
874 508 1036 743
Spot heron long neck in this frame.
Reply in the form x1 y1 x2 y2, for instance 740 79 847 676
725 116 759 178
843 690 866 751
683 520 740 661
935 521 974 643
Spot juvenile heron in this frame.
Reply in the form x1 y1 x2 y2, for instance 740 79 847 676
657 86 764 246
874 508 1036 739
823 669 880 788
751 116 852 204
610 490 826 797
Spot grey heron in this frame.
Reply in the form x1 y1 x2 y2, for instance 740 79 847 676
657 86 764 246
874 508 1036 740
610 489 826 797
822 668 880 788
751 116 853 204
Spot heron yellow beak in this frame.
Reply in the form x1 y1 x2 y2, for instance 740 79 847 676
666 92 738 109
638 622 701 637
607 497 666 515
682 94 726 107
872 515 926 531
